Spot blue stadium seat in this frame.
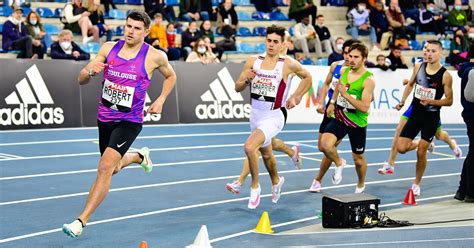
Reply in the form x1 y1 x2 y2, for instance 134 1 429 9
251 11 269 20
408 40 422 50
316 58 328 66
54 8 63 18
269 12 289 21
0 6 12 17
55 0 67 2
411 56 424 65
0 23 2 34
253 27 266 36
86 42 101 54
36 7 54 18
288 26 294 36
109 9 127 19
114 0 126 3
164 0 179 6
274 0 288 6
21 7 31 17
300 58 314 65
441 39 451 50
115 25 124 36
237 27 252 36
127 0 141 5
239 43 255 53
212 0 220 6
255 43 266 53
237 12 252 21
43 23 60 35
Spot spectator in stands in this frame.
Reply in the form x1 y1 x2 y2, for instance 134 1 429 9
84 0 113 42
186 37 219 63
387 44 408 69
50 29 90 60
201 0 217 21
314 15 335 54
448 0 470 32
468 26 474 41
181 20 201 58
419 2 446 38
386 0 416 41
399 0 420 22
179 0 209 22
200 20 224 60
149 13 181 61
447 31 469 69
327 37 344 65
370 1 390 44
216 0 237 40
144 0 176 22
25 10 52 55
2 7 40 59
63 0 98 44
346 1 380 50
432 0 448 17
203 35 220 61
294 15 322 59
375 54 393 71
288 0 317 26
101 0 116 16
251 0 280 13
166 23 179 48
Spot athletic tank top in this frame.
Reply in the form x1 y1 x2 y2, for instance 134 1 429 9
334 67 372 128
250 54 292 110
328 60 344 99
412 62 446 112
97 40 151 123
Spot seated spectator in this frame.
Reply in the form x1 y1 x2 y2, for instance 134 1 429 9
201 0 217 21
202 36 220 61
166 23 179 48
181 20 201 58
294 15 322 59
448 0 470 32
399 0 420 22
25 10 52 55
2 7 41 59
50 29 90 60
179 0 209 22
84 0 113 42
101 0 116 15
447 30 469 69
186 37 219 63
328 37 345 65
387 44 408 69
149 13 181 61
386 0 416 40
288 0 317 26
63 0 98 44
346 1 379 50
432 0 448 17
314 15 335 54
144 0 176 22
419 2 446 38
251 0 279 13
216 0 237 40
468 26 474 41
200 20 224 60
375 54 395 71
370 1 390 44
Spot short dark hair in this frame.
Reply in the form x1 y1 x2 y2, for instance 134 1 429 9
266 25 286 41
426 39 443 49
127 10 151 29
469 42 474 59
349 43 369 59
316 14 324 18
342 39 361 51
376 54 385 60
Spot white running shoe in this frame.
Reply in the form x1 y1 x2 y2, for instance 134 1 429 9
428 142 435 153
411 184 421 196
355 185 365 193
332 159 346 185
451 139 462 159
248 184 261 209
377 162 394 175
62 219 84 238
309 179 321 193
272 176 285 203
226 180 241 194
138 147 153 173
290 145 302 169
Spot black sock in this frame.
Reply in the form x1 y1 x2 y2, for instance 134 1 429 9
76 218 85 228
137 153 144 163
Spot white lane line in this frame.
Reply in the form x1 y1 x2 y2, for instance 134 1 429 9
0 174 460 244
309 237 474 247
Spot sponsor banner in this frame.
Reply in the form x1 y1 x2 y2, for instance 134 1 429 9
175 63 251 123
287 66 463 124
80 65 179 126
0 60 82 130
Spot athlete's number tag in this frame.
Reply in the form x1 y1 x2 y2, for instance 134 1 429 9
336 94 357 110
251 77 277 98
414 84 436 100
102 80 135 108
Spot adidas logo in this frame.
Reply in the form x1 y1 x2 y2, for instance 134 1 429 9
143 93 161 122
195 68 251 120
0 65 64 126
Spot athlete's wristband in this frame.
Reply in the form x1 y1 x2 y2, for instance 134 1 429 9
88 69 95 78
329 99 336 104
244 78 252 85
399 102 405 106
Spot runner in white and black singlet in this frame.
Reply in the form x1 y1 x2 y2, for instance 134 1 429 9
396 40 454 196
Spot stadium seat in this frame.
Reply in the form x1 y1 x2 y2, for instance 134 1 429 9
165 0 179 6
86 42 101 54
54 8 63 18
0 6 12 16
21 7 31 17
411 56 423 65
109 9 127 20
114 0 126 3
408 40 422 50
251 11 269 20
441 39 451 50
36 7 54 18
43 23 61 35
316 58 328 66
253 27 266 36
288 26 294 36
255 43 266 53
115 25 124 36
239 43 255 53
300 58 314 65
211 0 220 6
127 0 142 5
237 27 252 37
0 23 3 34
237 12 252 21
55 0 67 2
269 12 289 21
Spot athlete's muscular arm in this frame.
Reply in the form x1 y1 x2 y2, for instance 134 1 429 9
421 71 453 107
286 58 312 109
148 49 177 114
78 42 114 85
337 76 375 113
235 57 256 92
317 62 337 114
396 63 421 110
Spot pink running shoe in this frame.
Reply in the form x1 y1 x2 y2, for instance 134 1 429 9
248 185 261 209
290 145 302 169
226 180 241 194
451 139 462 159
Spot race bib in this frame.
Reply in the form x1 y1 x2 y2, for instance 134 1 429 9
414 84 436 100
102 79 135 111
251 77 278 101
336 94 357 110
330 78 338 90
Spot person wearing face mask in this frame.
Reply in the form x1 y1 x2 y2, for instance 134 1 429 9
50 29 90 60
185 37 219 63
328 37 345 65
419 2 446 38
448 0 470 33
346 1 380 51
2 6 36 58
25 11 52 56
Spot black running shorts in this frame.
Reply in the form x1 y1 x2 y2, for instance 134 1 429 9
323 118 367 154
400 110 440 142
97 120 143 156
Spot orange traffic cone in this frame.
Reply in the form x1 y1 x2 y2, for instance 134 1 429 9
139 241 148 248
402 188 417 205
254 211 274 234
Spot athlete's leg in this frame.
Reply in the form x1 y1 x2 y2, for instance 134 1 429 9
319 133 343 166
353 152 367 189
387 118 408 165
414 139 431 185
260 144 279 185
315 134 342 182
244 129 265 189
113 152 144 174
435 128 456 149
397 137 419 154
271 137 294 157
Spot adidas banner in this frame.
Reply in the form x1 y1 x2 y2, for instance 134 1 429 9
0 60 83 130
